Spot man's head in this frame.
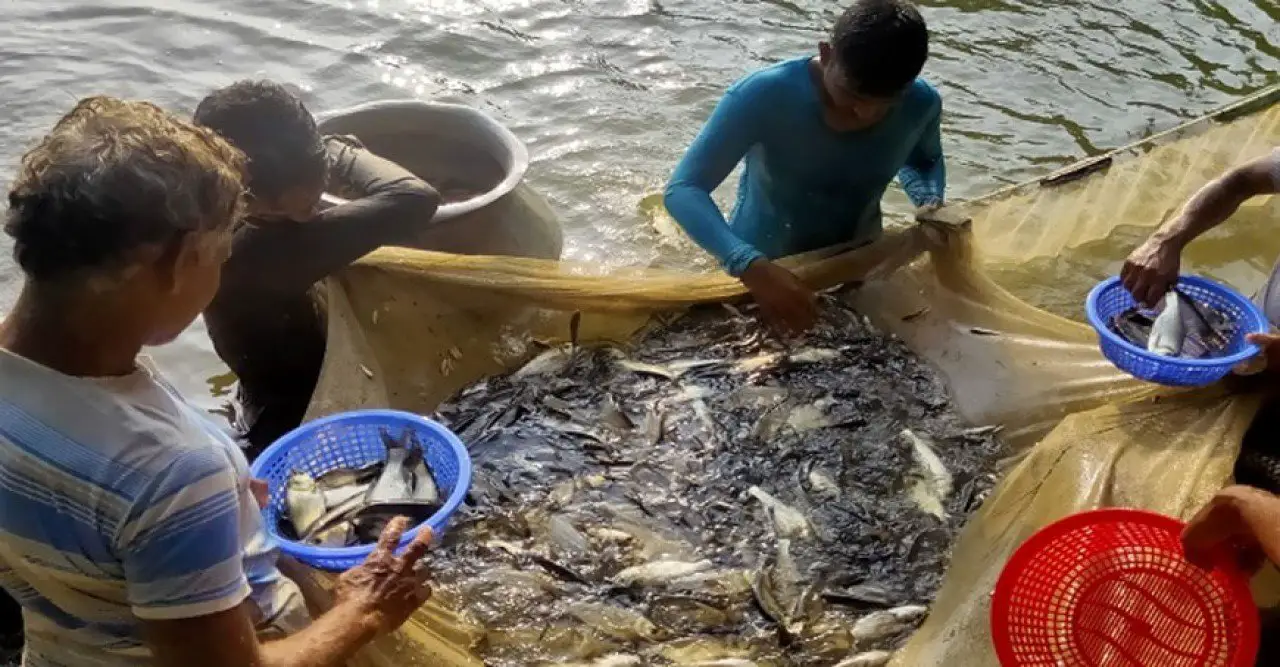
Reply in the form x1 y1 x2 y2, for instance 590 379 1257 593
193 80 325 222
817 0 929 131
5 96 246 345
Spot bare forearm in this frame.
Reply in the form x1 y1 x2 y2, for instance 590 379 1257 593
261 602 378 667
1156 154 1279 249
1154 176 1252 249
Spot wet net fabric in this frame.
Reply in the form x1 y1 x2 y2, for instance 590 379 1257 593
297 87 1280 665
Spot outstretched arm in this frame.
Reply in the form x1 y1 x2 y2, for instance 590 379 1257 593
1123 150 1280 306
223 137 440 295
663 89 766 277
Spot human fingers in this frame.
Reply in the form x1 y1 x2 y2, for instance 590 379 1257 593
372 516 412 558
396 526 434 569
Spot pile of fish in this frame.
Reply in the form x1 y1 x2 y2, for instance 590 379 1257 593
429 292 1005 666
1109 289 1234 358
282 428 442 547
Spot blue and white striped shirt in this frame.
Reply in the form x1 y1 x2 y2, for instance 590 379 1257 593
0 350 303 666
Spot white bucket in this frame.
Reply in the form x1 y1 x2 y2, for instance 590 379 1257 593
315 100 561 259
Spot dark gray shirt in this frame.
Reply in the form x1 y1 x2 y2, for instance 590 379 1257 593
205 136 438 455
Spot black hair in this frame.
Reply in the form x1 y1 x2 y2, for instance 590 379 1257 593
832 0 929 97
6 97 246 283
193 80 325 202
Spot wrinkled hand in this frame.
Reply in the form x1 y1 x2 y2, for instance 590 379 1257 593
1182 485 1280 574
1121 234 1183 308
740 259 818 336
334 517 434 635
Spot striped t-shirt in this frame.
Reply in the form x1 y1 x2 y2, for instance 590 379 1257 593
0 350 305 666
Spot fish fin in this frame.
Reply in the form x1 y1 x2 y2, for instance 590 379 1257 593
570 311 582 350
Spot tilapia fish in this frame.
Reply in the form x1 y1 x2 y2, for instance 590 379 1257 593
281 426 443 547
427 297 1006 666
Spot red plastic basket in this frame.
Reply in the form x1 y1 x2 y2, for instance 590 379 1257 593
992 508 1259 666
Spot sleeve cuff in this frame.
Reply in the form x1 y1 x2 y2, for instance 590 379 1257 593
725 247 766 277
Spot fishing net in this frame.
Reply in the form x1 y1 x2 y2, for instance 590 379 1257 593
295 86 1280 666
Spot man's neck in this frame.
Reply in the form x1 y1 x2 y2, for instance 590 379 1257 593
0 283 144 378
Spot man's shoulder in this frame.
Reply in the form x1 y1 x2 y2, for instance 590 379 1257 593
902 78 942 113
727 57 810 100
0 352 231 494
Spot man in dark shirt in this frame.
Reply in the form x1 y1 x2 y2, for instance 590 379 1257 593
193 81 441 456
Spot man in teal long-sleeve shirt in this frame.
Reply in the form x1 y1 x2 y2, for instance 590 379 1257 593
664 0 945 334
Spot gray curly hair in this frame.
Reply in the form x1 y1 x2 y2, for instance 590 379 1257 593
6 96 248 283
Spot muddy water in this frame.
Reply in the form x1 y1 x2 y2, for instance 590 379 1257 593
0 0 1276 410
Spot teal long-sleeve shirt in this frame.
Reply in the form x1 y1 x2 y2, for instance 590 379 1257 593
663 56 946 276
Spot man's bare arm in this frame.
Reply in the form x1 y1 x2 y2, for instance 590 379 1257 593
1151 152 1280 251
143 518 431 667
144 598 380 667
1123 151 1280 306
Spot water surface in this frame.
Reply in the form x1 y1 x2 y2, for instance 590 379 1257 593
0 0 1275 407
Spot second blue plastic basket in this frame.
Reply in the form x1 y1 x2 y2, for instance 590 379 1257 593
249 409 472 572
1085 275 1268 387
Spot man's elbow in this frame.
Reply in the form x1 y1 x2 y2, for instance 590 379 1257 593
391 179 441 221
663 179 701 216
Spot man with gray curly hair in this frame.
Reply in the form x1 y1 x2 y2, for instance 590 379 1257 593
0 96 433 666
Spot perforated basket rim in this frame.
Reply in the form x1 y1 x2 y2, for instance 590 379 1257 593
248 409 472 564
1085 276 1268 369
991 508 1260 667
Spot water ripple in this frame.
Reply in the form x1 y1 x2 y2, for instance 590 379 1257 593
0 0 1274 404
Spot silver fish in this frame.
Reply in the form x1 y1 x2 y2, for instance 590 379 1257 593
834 651 893 667
404 430 440 504
1148 291 1184 356
314 462 382 490
806 465 841 498
321 482 372 510
563 654 643 667
350 500 439 543
566 602 659 642
903 429 953 520
285 472 325 537
309 521 354 547
301 491 368 543
851 605 928 644
546 514 590 557
617 358 680 379
514 345 574 379
613 559 714 587
368 429 416 503
748 486 814 539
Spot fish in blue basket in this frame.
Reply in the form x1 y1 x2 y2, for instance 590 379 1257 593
1109 290 1233 359
1147 291 1185 356
282 426 443 547
285 472 326 536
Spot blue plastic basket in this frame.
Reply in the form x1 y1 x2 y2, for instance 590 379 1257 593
249 409 471 572
1085 276 1268 387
